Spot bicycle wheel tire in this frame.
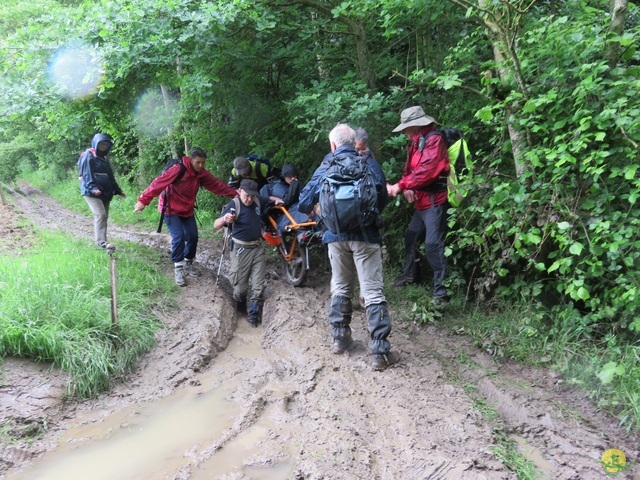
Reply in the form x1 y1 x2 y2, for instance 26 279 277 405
283 243 308 287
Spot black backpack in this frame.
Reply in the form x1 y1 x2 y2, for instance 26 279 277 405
319 153 379 236
157 159 188 233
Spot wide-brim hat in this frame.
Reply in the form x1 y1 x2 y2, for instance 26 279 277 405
392 106 436 133
239 179 259 196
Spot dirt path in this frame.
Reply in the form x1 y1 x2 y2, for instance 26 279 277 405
1 186 639 479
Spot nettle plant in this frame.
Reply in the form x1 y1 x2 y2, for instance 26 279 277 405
451 14 640 338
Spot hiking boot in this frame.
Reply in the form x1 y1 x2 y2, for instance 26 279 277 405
248 301 263 327
247 318 259 328
371 351 399 371
174 266 186 287
235 299 247 314
433 295 451 307
184 260 201 277
393 277 416 287
332 335 353 355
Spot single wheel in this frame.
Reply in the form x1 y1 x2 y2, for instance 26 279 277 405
283 243 308 286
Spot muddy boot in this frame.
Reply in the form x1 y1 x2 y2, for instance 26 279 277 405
247 301 263 328
366 302 392 360
174 264 186 287
394 259 420 287
184 259 201 277
371 351 399 371
328 296 353 354
234 298 247 314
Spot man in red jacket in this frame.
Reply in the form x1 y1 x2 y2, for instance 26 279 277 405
134 148 237 286
387 106 451 303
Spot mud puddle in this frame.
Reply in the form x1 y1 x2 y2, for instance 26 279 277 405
12 324 297 480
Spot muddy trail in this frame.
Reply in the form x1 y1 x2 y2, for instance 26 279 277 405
1 184 639 480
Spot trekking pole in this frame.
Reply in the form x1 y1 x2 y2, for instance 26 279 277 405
213 208 234 298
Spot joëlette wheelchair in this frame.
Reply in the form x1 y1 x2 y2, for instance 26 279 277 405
263 205 322 287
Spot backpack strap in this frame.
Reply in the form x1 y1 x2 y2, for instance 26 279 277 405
157 161 188 233
416 130 449 193
230 195 262 234
417 130 443 152
254 161 269 182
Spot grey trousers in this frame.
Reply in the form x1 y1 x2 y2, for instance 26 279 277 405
327 241 391 354
84 196 110 245
229 243 266 303
327 241 385 306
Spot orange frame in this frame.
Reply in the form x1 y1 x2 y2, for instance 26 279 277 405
263 206 318 263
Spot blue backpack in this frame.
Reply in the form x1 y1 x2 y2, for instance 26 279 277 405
319 153 379 235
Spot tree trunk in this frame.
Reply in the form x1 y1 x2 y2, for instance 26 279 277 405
291 0 376 90
350 20 377 90
479 0 529 178
607 0 628 67
176 56 189 156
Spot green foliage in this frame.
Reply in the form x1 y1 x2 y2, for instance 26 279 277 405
0 233 175 398
448 10 640 342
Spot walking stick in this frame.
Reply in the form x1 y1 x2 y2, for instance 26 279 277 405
213 208 234 299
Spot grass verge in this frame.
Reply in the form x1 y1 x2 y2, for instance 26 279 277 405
386 278 640 433
0 231 177 398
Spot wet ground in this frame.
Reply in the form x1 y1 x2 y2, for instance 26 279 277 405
1 185 639 479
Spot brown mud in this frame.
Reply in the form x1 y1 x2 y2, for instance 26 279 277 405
1 185 639 479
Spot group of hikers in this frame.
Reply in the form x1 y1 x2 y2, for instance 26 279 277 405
77 105 451 371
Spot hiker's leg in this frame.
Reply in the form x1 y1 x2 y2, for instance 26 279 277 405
84 196 108 246
352 241 385 308
396 211 425 285
418 204 448 298
230 243 251 303
247 245 267 303
328 242 356 299
182 215 198 261
164 215 186 263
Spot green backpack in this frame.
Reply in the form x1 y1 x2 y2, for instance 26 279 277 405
420 128 473 208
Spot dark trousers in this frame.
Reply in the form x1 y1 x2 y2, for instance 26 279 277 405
417 204 448 298
401 211 427 281
164 214 198 263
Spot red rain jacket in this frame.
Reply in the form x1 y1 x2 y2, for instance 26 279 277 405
397 125 450 210
138 156 236 217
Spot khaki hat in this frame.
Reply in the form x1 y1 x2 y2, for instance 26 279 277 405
392 106 436 133
239 179 259 196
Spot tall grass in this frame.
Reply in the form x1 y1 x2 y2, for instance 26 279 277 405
0 233 177 398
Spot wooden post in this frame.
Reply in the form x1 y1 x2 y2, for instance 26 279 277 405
106 244 118 326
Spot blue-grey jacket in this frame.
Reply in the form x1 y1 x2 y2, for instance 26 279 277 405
78 133 123 201
298 145 388 245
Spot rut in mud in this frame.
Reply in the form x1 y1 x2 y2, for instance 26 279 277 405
1 185 639 479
